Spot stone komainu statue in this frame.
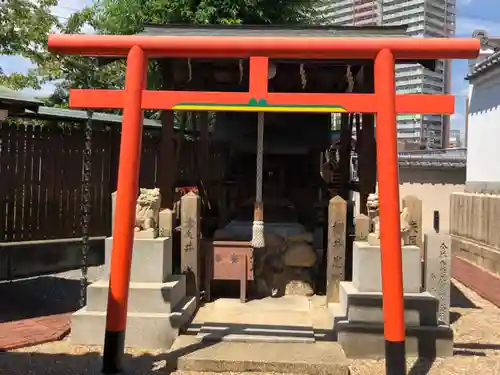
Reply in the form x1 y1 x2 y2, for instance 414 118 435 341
135 188 161 234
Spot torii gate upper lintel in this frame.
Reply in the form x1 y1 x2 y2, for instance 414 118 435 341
47 34 480 375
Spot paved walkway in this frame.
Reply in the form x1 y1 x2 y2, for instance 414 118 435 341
0 267 104 351
0 313 71 351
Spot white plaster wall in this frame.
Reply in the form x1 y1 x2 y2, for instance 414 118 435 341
467 69 500 185
352 167 466 234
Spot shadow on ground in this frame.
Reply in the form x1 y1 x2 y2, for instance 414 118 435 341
0 276 82 322
450 282 479 309
0 350 167 375
0 336 221 375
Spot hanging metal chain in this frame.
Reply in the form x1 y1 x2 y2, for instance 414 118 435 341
80 58 94 308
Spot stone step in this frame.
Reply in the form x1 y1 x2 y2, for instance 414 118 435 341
335 281 439 326
335 320 453 359
197 322 315 343
71 296 196 349
195 297 315 344
86 275 186 313
172 335 349 375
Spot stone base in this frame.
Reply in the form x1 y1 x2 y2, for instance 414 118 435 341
104 237 172 283
71 296 196 349
353 241 421 293
335 281 438 326
174 335 350 375
336 320 453 358
133 229 159 239
86 275 186 314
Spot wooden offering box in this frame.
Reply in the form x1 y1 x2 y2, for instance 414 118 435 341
205 241 253 303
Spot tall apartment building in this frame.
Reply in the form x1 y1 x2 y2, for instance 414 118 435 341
319 0 456 148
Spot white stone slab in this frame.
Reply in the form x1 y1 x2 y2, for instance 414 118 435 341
352 241 421 293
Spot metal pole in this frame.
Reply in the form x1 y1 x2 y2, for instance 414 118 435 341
102 45 146 374
374 48 406 375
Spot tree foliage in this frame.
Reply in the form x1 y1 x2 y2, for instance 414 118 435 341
0 0 59 89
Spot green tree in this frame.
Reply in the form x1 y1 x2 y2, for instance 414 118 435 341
0 0 59 89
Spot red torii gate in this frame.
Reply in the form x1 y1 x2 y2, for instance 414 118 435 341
48 34 479 375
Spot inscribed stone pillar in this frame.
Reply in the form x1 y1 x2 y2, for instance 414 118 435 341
402 195 422 251
327 196 347 303
159 208 174 238
354 214 370 241
424 232 451 325
181 192 201 302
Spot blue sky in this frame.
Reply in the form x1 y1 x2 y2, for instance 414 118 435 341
1 0 499 133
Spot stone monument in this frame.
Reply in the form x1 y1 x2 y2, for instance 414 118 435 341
331 199 454 359
71 189 196 349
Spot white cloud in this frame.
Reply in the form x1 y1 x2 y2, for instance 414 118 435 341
456 16 500 37
451 112 466 130
51 0 93 20
1 0 94 96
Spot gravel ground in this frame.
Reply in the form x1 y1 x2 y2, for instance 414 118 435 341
1 276 499 375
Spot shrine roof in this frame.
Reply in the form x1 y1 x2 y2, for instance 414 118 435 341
139 23 410 38
0 86 42 112
14 106 161 128
398 148 466 168
466 49 500 80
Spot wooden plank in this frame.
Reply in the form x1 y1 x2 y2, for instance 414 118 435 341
73 129 83 237
0 123 10 242
5 123 16 241
13 124 26 241
59 127 71 238
68 129 79 237
101 130 112 236
40 126 53 239
23 125 34 240
91 129 105 236
31 126 42 239
52 127 64 239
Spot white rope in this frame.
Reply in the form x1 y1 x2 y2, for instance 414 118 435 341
252 112 265 248
255 112 264 203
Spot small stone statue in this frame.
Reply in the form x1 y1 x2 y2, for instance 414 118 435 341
366 192 412 246
366 193 381 245
135 188 161 238
400 207 411 245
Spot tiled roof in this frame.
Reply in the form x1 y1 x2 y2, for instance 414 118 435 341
22 106 161 127
140 23 410 38
398 148 466 168
0 86 43 110
466 50 500 80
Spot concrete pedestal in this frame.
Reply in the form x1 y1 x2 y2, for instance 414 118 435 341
337 281 438 326
336 321 453 358
330 282 453 358
352 241 421 293
104 237 172 283
71 237 196 349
